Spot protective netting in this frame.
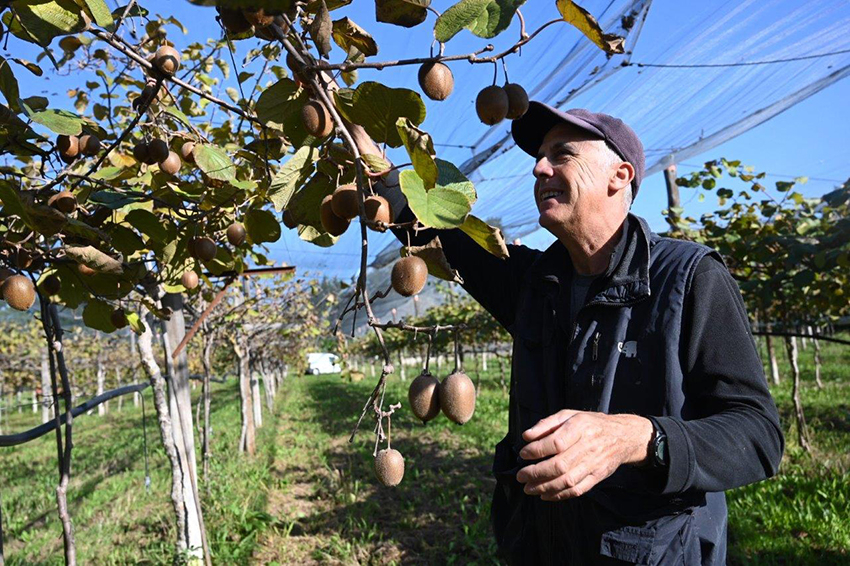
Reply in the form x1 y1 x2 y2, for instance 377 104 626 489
269 0 850 288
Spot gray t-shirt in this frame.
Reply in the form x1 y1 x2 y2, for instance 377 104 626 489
569 272 598 335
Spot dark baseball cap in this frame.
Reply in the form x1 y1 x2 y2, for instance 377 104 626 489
511 102 645 196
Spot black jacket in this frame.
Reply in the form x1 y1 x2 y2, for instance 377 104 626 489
390 213 783 564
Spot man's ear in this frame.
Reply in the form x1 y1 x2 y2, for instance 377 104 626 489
609 161 635 193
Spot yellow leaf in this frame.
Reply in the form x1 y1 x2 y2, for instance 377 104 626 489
555 0 625 55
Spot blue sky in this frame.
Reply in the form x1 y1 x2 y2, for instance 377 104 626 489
5 0 848 268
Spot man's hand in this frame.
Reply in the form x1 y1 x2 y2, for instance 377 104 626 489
516 410 654 501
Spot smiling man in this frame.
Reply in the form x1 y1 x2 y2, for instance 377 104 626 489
380 102 784 565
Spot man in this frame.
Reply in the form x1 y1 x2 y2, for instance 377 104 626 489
380 102 783 565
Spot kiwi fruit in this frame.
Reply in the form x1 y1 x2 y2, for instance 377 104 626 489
242 8 274 28
180 142 196 164
181 270 199 290
77 263 96 276
137 80 162 108
159 151 182 175
320 195 350 237
111 308 128 329
79 134 102 156
475 85 510 125
226 222 247 247
391 256 428 297
374 448 405 487
133 141 151 164
302 101 333 138
218 7 253 35
282 209 298 229
504 83 529 120
440 371 476 424
154 45 181 76
48 191 77 214
364 195 392 231
148 139 170 163
286 52 307 84
2 275 36 310
193 237 218 262
330 184 359 220
56 135 79 159
59 152 77 165
408 371 441 423
418 61 454 101
14 248 32 269
41 274 61 296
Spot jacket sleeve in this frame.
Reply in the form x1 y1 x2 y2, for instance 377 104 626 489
652 256 784 494
380 183 539 333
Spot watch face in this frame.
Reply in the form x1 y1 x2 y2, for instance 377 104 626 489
655 435 668 466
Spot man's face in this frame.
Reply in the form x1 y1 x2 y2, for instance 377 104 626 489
533 124 619 235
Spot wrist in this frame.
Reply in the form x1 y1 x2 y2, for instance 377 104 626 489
620 415 654 466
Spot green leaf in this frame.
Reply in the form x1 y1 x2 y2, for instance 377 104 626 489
9 0 90 47
245 208 281 244
109 224 146 255
83 299 117 333
555 0 625 55
362 153 391 173
298 224 337 247
0 56 22 112
376 0 430 28
458 214 508 258
126 311 145 335
399 168 473 229
125 209 168 243
30 109 85 135
397 117 438 189
334 82 425 148
11 58 43 77
332 17 378 57
255 78 301 128
434 0 524 42
194 144 236 182
82 0 113 28
289 173 334 231
109 3 147 21
268 146 318 211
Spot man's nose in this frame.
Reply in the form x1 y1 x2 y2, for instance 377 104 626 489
533 157 553 180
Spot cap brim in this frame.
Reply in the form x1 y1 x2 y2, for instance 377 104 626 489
511 102 605 156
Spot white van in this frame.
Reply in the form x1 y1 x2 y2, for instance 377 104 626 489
305 353 341 375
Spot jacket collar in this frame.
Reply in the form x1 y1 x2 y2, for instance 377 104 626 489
527 213 652 305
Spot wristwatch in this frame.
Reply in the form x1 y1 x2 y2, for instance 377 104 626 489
650 422 669 468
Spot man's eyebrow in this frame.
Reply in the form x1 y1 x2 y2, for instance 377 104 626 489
537 141 579 160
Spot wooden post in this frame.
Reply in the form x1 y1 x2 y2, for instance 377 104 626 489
664 164 681 231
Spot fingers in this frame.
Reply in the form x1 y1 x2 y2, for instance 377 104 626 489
519 458 591 496
519 417 582 461
521 409 579 442
539 473 599 501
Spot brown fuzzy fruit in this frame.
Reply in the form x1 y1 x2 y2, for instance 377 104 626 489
159 151 182 175
2 275 36 310
330 184 359 220
79 134 101 156
59 152 77 165
364 195 392 231
181 270 199 290
226 222 247 247
408 372 441 423
218 7 253 35
504 83 529 120
286 52 306 84
418 61 454 101
136 80 162 108
48 191 77 214
154 45 181 76
302 101 334 138
41 274 61 296
320 195 350 237
391 256 428 297
374 448 405 487
440 371 476 425
475 85 510 125
180 142 196 164
133 141 151 164
242 8 274 28
77 263 96 276
56 135 79 159
282 209 298 229
147 139 170 163
111 309 128 329
193 237 217 262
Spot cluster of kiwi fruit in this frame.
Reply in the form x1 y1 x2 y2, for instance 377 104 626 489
133 137 190 175
216 5 289 41
316 184 393 237
180 221 247 291
56 133 101 164
476 83 529 125
408 369 476 425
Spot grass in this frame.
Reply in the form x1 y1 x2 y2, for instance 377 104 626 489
0 334 848 564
